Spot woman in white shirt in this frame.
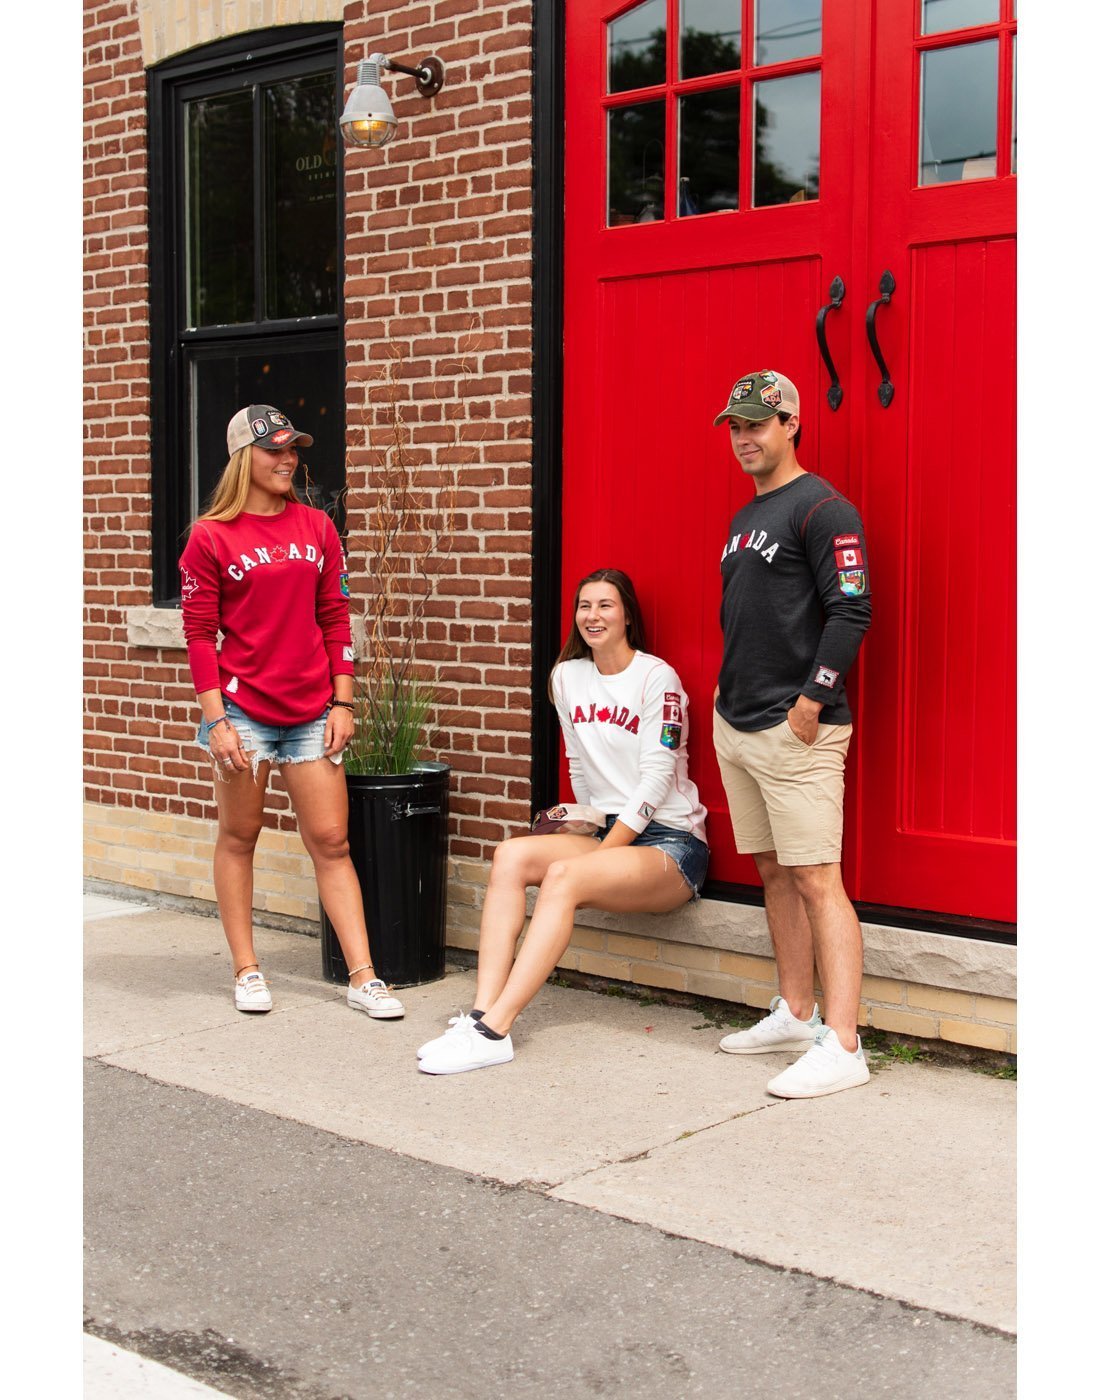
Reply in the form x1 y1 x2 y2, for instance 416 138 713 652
418 568 708 1075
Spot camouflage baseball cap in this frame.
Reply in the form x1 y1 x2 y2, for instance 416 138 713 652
226 404 314 454
713 370 800 426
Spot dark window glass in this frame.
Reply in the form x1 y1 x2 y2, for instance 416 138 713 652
919 40 997 184
753 71 820 205
186 92 255 328
264 73 340 319
754 0 822 66
921 0 997 35
608 101 666 224
151 27 344 602
680 0 742 79
608 0 667 93
679 86 740 214
191 342 345 520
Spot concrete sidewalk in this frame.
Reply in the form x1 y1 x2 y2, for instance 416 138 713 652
83 891 1016 1335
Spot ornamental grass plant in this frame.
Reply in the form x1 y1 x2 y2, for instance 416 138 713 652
343 344 463 777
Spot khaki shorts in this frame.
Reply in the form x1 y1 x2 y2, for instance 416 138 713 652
712 707 852 867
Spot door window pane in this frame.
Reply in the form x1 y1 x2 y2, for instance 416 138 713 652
1011 35 1017 174
191 344 345 522
754 0 822 66
921 0 997 36
753 71 820 205
608 0 667 93
186 92 255 328
919 40 997 184
680 0 742 80
679 86 740 214
264 74 340 320
608 101 666 223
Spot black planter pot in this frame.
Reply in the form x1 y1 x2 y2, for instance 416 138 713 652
320 761 451 988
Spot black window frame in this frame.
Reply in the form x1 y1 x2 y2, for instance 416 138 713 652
148 23 345 605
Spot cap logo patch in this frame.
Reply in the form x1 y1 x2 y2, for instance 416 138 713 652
731 378 755 401
760 383 782 408
760 370 778 384
838 569 867 597
251 418 269 436
267 411 289 427
270 428 294 446
815 665 839 689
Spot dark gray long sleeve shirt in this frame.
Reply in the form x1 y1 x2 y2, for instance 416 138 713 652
717 473 872 732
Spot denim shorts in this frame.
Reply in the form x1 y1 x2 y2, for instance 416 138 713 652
196 697 341 769
598 816 710 899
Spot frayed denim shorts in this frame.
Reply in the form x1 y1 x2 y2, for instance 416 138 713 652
598 816 710 899
197 697 341 769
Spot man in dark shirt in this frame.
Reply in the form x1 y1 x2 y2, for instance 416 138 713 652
712 369 872 1098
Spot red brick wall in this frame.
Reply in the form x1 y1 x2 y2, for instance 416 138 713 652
84 0 537 857
342 1 535 859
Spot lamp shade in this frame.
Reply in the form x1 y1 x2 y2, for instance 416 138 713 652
339 59 397 148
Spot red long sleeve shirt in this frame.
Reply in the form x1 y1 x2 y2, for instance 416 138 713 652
179 502 354 727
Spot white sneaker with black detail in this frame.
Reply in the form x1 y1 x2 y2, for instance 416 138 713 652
347 978 405 1019
418 1022 514 1075
718 995 821 1054
417 1012 478 1059
766 1026 870 1099
234 971 272 1013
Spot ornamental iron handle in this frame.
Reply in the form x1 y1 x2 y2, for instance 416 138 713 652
865 270 896 408
815 275 846 411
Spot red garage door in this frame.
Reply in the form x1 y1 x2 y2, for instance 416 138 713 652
562 0 1016 922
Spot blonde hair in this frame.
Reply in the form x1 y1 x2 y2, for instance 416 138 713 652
194 444 301 526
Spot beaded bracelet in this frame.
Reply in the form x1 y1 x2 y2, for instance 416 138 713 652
330 699 354 713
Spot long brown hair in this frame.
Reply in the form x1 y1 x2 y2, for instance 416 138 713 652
193 444 302 527
548 568 647 698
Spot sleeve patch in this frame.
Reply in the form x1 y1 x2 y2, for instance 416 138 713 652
181 566 199 601
660 723 682 750
837 569 867 596
342 645 354 662
638 801 656 820
339 572 350 598
814 665 839 689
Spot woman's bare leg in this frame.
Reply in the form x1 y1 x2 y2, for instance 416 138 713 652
481 846 692 1035
473 834 601 1011
211 757 271 975
280 758 377 988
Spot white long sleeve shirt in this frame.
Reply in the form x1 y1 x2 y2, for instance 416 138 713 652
551 652 708 841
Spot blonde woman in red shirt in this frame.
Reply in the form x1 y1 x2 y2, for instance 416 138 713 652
179 405 403 1021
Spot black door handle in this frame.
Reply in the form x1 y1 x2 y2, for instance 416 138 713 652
865 270 896 407
815 276 845 411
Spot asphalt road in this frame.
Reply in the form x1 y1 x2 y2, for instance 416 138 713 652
85 1061 1015 1399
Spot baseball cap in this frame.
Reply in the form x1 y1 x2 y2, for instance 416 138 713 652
713 370 800 426
226 404 315 455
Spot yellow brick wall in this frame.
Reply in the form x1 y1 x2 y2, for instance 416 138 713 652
136 0 345 67
85 804 1016 1052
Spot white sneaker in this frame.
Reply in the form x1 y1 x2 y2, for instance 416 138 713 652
234 971 272 1014
418 1022 514 1075
417 1012 477 1059
347 978 405 1019
766 1027 870 1099
718 995 821 1054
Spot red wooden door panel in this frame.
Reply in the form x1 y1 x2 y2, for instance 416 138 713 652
562 0 860 888
854 2 1017 919
560 0 1017 921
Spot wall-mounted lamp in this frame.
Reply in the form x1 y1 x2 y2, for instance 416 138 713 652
339 53 446 149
